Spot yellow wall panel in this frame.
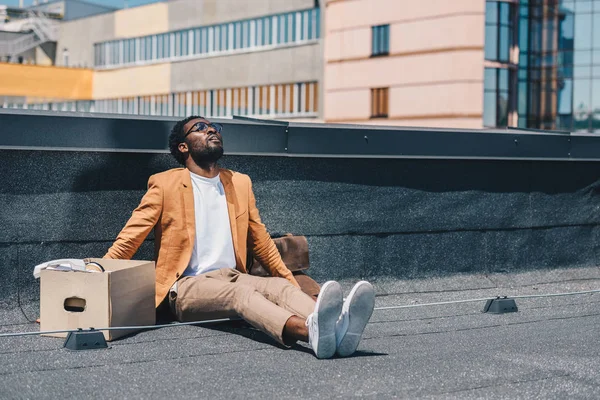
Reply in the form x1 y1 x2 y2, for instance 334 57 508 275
93 63 171 99
0 63 93 100
114 3 169 39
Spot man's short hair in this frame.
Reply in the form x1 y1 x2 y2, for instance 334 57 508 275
169 115 203 165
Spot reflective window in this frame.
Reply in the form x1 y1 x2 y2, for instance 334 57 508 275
573 79 591 131
574 12 592 50
579 1 593 14
560 1 576 14
484 68 497 127
484 68 510 127
93 8 321 67
157 35 164 59
591 78 600 113
234 22 241 49
560 12 574 50
517 2 530 128
181 31 189 56
558 78 573 115
485 1 514 62
593 73 600 130
593 13 600 47
372 24 390 56
575 49 592 64
525 0 600 131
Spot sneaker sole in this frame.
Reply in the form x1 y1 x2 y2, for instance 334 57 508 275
313 281 343 359
337 281 375 357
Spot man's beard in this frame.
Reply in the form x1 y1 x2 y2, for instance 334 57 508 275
189 143 224 165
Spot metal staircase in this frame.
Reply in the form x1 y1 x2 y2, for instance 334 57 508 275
0 10 58 61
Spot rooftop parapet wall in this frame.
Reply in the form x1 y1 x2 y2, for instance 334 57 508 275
1 110 600 324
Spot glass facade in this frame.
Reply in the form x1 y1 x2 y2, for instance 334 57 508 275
94 8 320 68
517 0 531 128
487 0 600 132
527 0 574 130
484 1 516 127
485 1 514 62
484 67 511 126
556 0 600 131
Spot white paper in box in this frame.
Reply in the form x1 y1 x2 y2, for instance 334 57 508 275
40 258 156 341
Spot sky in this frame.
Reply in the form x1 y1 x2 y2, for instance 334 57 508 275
1 0 162 9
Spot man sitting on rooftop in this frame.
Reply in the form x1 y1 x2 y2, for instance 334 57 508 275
104 116 375 358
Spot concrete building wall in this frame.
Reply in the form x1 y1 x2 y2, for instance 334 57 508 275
56 3 169 68
326 50 484 121
324 0 485 128
169 43 321 92
56 11 115 68
114 2 169 39
35 42 55 66
167 0 315 31
12 48 36 64
93 63 171 99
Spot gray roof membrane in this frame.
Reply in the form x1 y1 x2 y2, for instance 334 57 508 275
2 267 600 399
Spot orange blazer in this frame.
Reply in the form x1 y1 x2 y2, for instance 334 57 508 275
104 167 299 306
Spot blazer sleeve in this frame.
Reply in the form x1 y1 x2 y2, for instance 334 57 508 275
104 174 163 260
246 177 300 288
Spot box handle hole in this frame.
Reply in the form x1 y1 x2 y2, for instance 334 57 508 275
64 297 86 312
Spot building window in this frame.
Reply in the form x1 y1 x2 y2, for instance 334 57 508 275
484 67 510 127
371 88 389 118
485 1 513 62
93 8 321 68
372 24 390 56
40 82 319 118
516 1 529 128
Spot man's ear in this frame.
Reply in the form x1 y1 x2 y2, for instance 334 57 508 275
178 142 189 155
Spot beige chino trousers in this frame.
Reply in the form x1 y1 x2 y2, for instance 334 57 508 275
169 268 316 344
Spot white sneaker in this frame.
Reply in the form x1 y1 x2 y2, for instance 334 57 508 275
335 281 375 357
306 281 343 359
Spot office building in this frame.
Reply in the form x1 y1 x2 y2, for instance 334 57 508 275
518 0 600 132
323 0 486 128
324 0 600 132
0 0 322 121
2 0 600 132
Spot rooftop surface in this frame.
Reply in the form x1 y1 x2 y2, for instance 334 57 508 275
2 111 600 398
2 267 600 399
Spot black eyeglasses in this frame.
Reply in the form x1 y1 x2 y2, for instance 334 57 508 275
184 121 223 137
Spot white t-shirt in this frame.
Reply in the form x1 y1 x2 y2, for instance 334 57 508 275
182 171 236 277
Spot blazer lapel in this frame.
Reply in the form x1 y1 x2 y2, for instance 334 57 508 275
220 171 241 267
181 169 195 244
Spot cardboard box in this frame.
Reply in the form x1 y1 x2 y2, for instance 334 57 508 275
40 258 156 341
